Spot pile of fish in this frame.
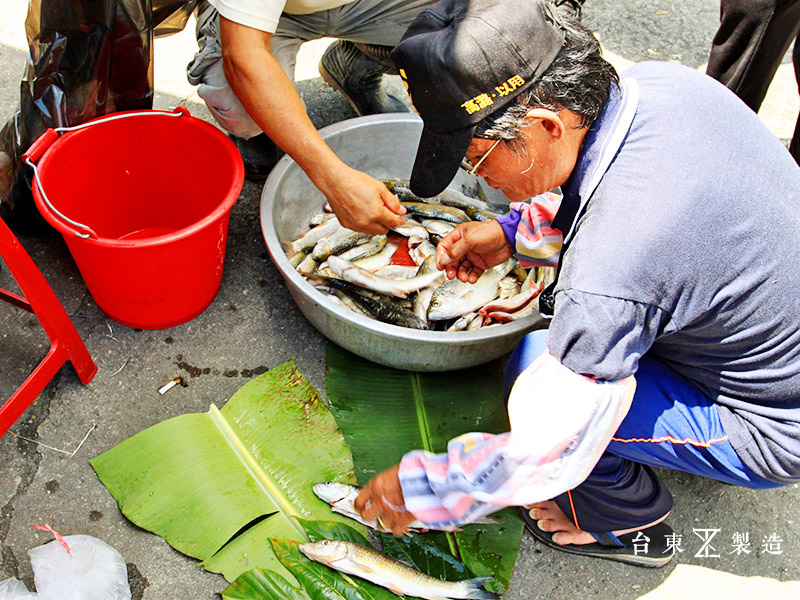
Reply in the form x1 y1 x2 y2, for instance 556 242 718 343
283 179 554 331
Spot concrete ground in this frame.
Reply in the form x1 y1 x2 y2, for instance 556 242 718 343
1 0 799 598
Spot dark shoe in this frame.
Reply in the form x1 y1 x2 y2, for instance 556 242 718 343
228 133 283 181
319 40 410 116
519 507 675 568
554 0 584 17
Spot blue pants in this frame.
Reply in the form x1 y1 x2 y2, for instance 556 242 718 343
505 330 781 533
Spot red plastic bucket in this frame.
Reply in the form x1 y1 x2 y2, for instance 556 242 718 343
23 108 244 329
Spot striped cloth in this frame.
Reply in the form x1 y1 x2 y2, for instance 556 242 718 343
496 191 564 268
398 352 636 528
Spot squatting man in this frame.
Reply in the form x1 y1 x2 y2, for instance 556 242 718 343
353 0 800 567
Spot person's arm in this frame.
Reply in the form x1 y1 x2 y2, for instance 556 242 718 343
356 352 636 532
219 17 405 234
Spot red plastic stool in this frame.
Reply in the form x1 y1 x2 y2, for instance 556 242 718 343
0 216 97 437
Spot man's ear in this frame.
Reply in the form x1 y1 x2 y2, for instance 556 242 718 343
524 108 566 141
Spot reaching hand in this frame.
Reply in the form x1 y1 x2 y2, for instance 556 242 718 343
318 165 406 234
354 465 416 536
435 220 513 283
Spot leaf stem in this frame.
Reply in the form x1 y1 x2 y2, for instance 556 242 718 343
411 376 459 558
208 404 308 541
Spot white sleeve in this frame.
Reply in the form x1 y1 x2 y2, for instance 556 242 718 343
501 351 636 505
209 0 286 33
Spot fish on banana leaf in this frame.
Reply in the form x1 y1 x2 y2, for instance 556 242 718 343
299 539 500 600
313 482 500 534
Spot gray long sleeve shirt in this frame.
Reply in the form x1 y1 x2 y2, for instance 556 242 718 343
507 62 800 483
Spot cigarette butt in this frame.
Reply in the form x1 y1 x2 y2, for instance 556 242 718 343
158 377 183 395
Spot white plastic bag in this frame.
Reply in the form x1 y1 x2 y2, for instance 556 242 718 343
28 534 130 600
0 578 37 599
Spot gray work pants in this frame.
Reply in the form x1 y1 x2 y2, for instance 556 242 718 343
187 0 434 139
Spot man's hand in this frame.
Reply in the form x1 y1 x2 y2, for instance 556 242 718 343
318 165 406 234
435 220 513 282
354 465 417 536
218 18 404 235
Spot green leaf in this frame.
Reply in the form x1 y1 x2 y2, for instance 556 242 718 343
325 343 522 589
271 539 402 600
90 361 365 582
377 531 470 581
221 568 306 600
298 519 372 545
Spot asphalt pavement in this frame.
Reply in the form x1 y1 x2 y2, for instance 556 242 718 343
1 0 800 598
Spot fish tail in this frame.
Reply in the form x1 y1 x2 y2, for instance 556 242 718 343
462 577 501 599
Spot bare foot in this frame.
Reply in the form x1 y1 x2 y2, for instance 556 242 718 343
525 500 669 546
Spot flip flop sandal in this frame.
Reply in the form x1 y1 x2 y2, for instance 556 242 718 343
519 506 675 568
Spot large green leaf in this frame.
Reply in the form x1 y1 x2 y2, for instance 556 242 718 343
221 568 305 600
90 361 364 582
324 343 524 589
224 518 502 600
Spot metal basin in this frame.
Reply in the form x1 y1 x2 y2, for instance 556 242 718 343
260 113 546 371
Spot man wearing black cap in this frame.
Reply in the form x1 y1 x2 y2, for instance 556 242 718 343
354 0 800 567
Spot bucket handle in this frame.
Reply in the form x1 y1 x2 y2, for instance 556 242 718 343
22 107 190 240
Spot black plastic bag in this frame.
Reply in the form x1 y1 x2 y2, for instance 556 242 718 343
0 0 197 227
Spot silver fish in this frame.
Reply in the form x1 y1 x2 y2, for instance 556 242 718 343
304 275 427 330
327 255 445 299
392 218 430 240
352 238 401 271
296 253 319 275
401 202 471 224
313 482 499 534
338 235 388 262
312 228 370 260
299 540 500 600
410 239 437 266
428 258 518 320
288 249 308 268
373 265 420 279
309 212 337 227
447 312 481 332
498 275 521 299
410 256 445 324
419 219 456 238
287 217 340 256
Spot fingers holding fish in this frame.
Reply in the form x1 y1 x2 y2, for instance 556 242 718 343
354 465 415 536
435 221 512 283
320 167 406 234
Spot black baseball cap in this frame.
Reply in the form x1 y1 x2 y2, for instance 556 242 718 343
391 0 565 197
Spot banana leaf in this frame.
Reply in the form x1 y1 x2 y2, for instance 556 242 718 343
90 361 364 583
225 520 498 600
324 343 524 589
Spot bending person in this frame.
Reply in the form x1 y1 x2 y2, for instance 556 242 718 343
187 0 437 233
354 0 800 567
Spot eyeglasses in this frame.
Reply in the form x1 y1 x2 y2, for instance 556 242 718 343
460 138 502 175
